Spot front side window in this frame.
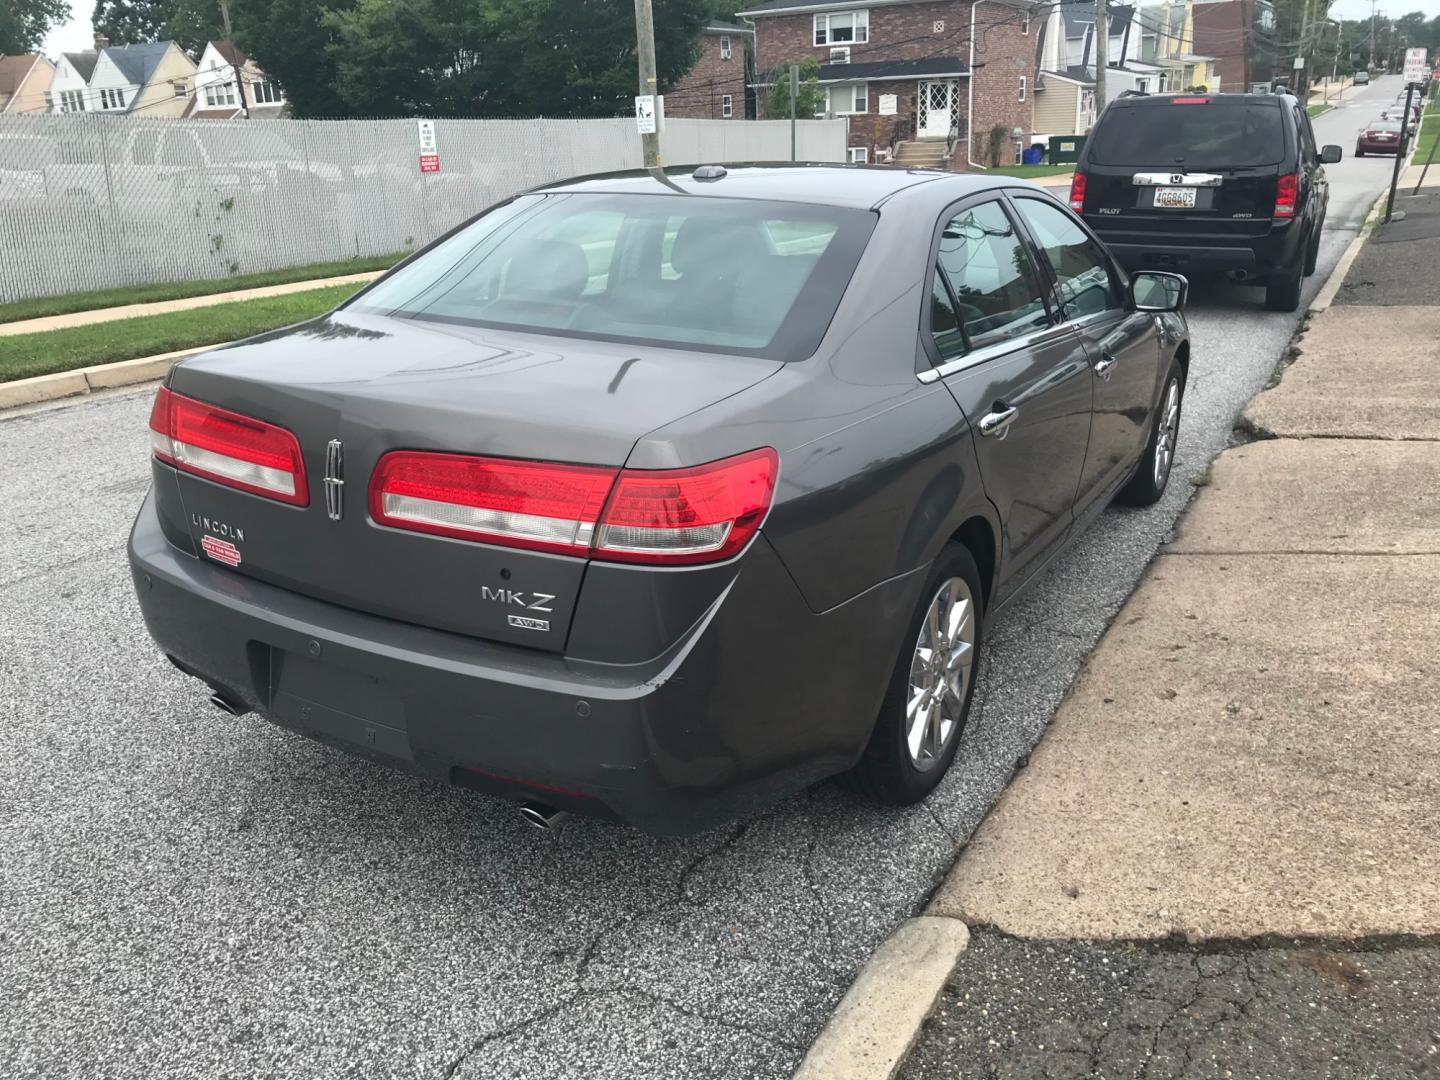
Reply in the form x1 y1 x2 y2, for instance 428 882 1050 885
827 83 868 114
1012 197 1122 322
722 94 733 118
814 9 869 45
350 193 876 362
935 200 1051 351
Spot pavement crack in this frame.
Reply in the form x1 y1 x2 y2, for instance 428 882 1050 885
623 987 809 1052
800 827 841 972
438 993 581 1079
675 821 749 905
920 798 960 845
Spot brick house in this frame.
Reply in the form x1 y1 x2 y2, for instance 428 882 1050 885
667 21 755 119
737 0 1037 169
1193 0 1273 93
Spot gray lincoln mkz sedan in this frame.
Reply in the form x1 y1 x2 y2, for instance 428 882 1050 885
130 164 1190 835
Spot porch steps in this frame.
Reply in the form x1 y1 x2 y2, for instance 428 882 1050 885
892 139 949 169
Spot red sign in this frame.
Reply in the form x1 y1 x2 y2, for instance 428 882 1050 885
201 534 242 567
419 154 440 174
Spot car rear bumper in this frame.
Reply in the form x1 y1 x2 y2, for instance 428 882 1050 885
128 491 915 834
1092 222 1305 276
1356 140 1403 154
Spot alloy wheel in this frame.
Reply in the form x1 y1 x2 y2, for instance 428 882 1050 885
1153 379 1180 489
905 577 976 771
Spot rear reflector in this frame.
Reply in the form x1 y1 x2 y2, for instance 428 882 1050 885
1274 173 1299 218
369 447 779 565
1068 171 1087 212
149 387 308 506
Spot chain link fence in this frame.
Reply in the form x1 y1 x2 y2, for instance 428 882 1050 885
0 115 847 304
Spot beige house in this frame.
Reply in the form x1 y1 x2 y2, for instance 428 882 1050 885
0 53 55 115
48 38 197 117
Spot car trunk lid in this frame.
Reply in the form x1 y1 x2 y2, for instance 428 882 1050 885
161 310 781 653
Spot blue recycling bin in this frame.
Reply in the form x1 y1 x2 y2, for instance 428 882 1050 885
1022 146 1043 165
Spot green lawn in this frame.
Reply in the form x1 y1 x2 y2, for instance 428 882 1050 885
0 283 360 383
1307 103 1333 118
1412 104 1440 166
0 253 404 327
982 164 1075 178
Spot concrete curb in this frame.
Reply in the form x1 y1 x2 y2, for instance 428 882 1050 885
1310 190 1389 313
0 344 221 410
791 917 970 1080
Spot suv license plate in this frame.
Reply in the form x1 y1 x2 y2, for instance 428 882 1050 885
1154 186 1197 209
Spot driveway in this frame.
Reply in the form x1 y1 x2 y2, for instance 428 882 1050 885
0 79 1408 1079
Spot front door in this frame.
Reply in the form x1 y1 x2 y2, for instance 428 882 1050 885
1008 194 1160 510
918 80 956 139
928 199 1094 597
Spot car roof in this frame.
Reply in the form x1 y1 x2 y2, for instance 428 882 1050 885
530 163 1004 210
1108 92 1293 108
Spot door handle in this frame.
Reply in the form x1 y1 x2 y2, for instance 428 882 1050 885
1093 353 1117 381
978 405 1018 439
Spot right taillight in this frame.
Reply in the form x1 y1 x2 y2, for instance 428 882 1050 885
1274 173 1299 218
1068 171 1087 212
369 447 778 566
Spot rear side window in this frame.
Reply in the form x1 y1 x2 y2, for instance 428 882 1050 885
934 200 1051 351
1087 102 1286 168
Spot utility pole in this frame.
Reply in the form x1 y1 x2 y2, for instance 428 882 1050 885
218 0 249 118
1297 0 1311 99
1093 0 1106 115
789 63 799 161
633 0 660 169
1369 0 1379 72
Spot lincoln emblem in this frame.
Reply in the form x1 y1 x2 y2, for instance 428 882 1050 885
324 439 344 521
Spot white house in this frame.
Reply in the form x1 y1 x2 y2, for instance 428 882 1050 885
191 40 286 119
48 43 101 114
1032 1 1167 141
47 36 196 117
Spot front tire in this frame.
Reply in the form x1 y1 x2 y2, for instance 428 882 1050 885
842 544 984 805
1116 359 1183 507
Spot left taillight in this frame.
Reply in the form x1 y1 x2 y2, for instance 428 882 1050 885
148 386 309 506
369 447 779 566
1273 173 1299 219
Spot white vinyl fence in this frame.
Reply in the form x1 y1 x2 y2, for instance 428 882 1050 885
0 115 847 304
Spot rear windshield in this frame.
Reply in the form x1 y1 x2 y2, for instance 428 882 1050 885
1088 102 1287 168
349 192 875 361
1369 121 1402 132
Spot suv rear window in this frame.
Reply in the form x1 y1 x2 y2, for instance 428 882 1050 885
1087 102 1287 169
350 192 875 362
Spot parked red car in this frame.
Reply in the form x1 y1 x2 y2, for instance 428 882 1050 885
1355 120 1409 157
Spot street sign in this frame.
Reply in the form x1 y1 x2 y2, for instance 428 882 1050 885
635 95 657 134
1293 56 1305 70
878 94 898 116
1404 47 1428 85
417 119 439 174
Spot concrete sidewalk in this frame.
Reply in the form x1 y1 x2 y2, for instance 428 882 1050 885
0 271 382 338
846 189 1440 1078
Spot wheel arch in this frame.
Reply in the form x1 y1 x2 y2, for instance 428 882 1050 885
949 513 999 614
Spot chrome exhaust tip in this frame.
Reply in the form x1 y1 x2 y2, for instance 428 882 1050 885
208 691 251 717
517 801 568 831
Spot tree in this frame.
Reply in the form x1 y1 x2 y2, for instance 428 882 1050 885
230 0 355 117
91 0 224 56
764 56 823 120
0 0 71 54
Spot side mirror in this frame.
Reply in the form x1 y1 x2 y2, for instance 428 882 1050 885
1131 271 1188 312
1320 144 1343 164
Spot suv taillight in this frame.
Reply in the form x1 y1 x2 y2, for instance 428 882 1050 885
369 448 778 566
1274 173 1299 218
1068 171 1087 212
149 386 309 506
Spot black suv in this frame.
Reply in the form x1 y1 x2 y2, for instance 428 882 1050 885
1069 93 1342 311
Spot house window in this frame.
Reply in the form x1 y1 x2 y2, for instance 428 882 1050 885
1019 76 1027 102
204 81 237 107
100 88 126 110
251 79 282 105
60 90 86 112
722 94 734 118
826 83 868 115
847 146 869 163
720 35 732 60
1022 10 1031 34
814 10 868 46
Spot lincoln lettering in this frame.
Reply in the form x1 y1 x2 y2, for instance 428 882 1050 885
191 514 244 542
480 587 555 613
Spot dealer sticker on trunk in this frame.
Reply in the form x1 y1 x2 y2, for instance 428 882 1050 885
201 534 242 567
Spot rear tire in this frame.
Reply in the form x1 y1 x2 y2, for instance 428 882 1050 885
1116 359 1183 507
1264 257 1303 312
1303 220 1323 277
841 544 984 805
1355 147 1365 157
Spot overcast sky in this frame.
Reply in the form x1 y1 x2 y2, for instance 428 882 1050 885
40 0 1440 60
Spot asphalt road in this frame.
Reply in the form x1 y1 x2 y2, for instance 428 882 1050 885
901 930 1440 1080
0 78 1410 1080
